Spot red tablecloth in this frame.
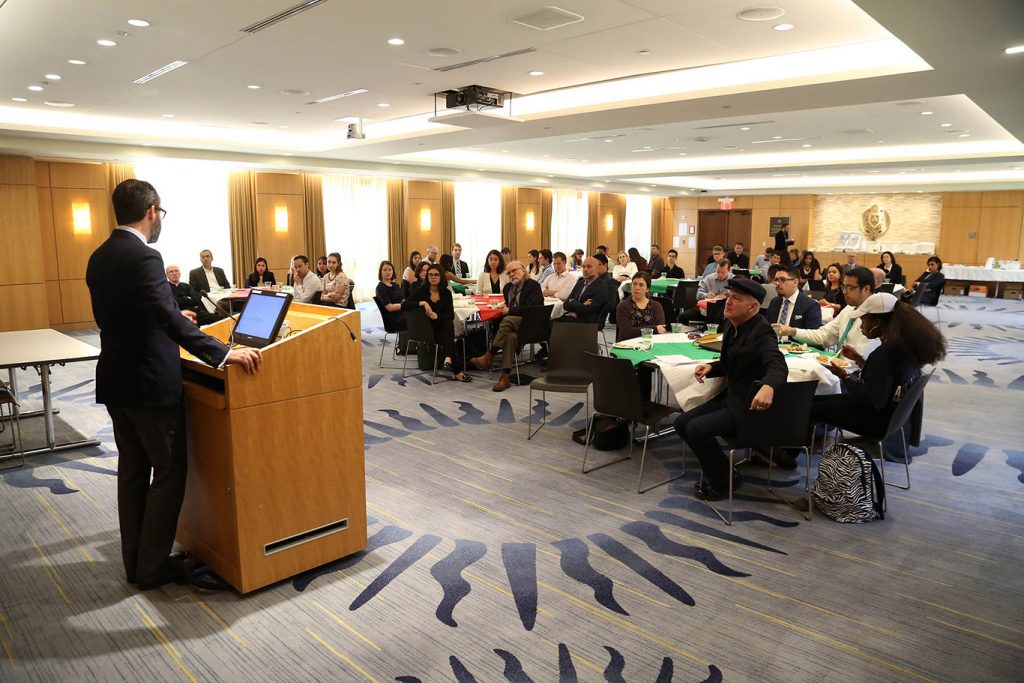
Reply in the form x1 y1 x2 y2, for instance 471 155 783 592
471 295 506 322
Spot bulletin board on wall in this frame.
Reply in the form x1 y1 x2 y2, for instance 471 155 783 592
769 216 790 237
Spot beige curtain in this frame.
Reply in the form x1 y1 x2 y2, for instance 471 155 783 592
651 196 665 250
440 181 456 254
586 191 600 256
501 185 517 258
540 188 552 251
302 173 326 261
228 170 258 287
105 162 135 195
386 178 407 265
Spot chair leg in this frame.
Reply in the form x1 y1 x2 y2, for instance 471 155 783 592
527 389 548 440
767 446 812 521
637 422 686 494
0 400 25 470
429 345 439 385
379 331 389 367
884 427 911 491
401 340 413 378
581 412 630 474
701 448 737 525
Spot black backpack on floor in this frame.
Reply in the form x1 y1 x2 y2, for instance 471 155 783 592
812 443 885 523
572 417 631 451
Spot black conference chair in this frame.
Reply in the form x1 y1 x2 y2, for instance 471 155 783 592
584 353 681 494
672 281 699 317
401 308 464 385
527 322 598 440
909 283 943 324
707 380 818 525
807 279 827 292
344 281 357 309
511 304 554 384
878 283 896 294
654 296 676 326
372 295 405 368
705 299 726 326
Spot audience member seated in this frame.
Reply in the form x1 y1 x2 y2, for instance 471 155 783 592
500 247 512 263
766 266 822 330
775 265 880 357
401 265 469 382
320 252 352 307
526 250 542 280
409 261 430 296
558 257 610 324
878 251 903 284
702 245 727 277
439 254 463 286
448 243 473 283
166 264 225 326
810 292 946 444
245 257 277 288
375 260 406 331
682 259 732 321
647 244 665 275
402 251 422 296
673 279 787 500
613 251 638 299
904 256 945 306
843 250 858 272
542 252 577 301
536 249 554 285
728 242 750 269
477 249 509 295
424 244 439 265
189 249 231 292
789 248 802 266
616 272 666 341
761 264 781 310
469 261 544 391
797 251 821 287
657 248 685 279
822 263 846 306
315 256 329 279
754 247 773 270
628 247 648 272
290 255 322 303
570 249 585 270
592 253 619 322
595 244 608 257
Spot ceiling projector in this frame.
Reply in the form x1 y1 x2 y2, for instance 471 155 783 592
429 85 523 128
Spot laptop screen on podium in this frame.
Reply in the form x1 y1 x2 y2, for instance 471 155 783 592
233 289 293 348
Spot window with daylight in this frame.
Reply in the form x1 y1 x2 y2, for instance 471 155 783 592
550 188 589 256
321 174 389 302
624 194 653 259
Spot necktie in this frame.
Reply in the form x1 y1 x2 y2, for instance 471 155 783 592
837 318 855 348
779 298 791 325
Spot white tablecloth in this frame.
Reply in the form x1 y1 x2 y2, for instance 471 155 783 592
942 266 1024 282
452 297 564 336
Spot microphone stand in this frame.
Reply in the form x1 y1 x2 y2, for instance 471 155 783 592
200 291 241 347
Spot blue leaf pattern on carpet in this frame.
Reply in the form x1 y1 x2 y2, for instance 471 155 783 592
645 511 787 555
951 443 987 476
519 399 550 424
420 403 460 427
551 538 628 615
350 534 442 610
497 399 517 423
972 370 996 387
548 402 584 426
50 458 117 477
701 665 724 683
364 420 412 438
943 369 968 385
658 496 799 527
454 401 489 425
367 374 383 389
620 521 750 577
602 646 626 682
1008 375 1024 390
293 525 413 591
494 649 534 682
379 409 434 432
1005 450 1024 484
2 468 78 494
450 655 478 682
654 657 673 683
501 543 538 630
587 533 694 606
558 643 578 682
430 539 487 627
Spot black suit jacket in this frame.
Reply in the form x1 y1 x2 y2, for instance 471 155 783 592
189 265 230 292
728 252 750 269
766 291 822 330
87 230 229 408
246 270 277 288
168 281 204 313
563 276 610 324
503 278 544 316
706 314 789 421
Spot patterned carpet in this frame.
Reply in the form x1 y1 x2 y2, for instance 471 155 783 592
1 296 1022 682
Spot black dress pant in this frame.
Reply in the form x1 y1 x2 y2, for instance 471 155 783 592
107 403 187 585
430 316 461 369
673 396 736 485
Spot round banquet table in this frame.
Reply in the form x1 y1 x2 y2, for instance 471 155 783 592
452 295 564 336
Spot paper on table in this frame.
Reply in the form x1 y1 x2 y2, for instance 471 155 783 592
654 355 705 366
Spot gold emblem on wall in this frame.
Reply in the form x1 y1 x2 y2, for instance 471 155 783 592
860 204 890 240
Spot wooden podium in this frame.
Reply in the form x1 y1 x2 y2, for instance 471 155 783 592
178 303 366 593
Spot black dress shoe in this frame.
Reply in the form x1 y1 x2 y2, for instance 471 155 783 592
189 570 232 592
694 481 726 501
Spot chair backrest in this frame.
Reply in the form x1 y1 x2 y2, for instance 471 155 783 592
807 289 826 301
403 308 436 344
586 352 645 423
705 299 726 325
732 380 818 449
548 322 598 375
878 283 896 294
908 285 926 308
310 290 323 305
517 304 554 345
883 368 933 440
672 281 699 311
344 281 356 309
807 279 826 292
374 295 403 333
654 295 676 325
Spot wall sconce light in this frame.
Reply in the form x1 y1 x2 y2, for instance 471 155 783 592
604 212 614 232
72 202 92 235
420 207 432 231
525 209 535 231
274 205 289 233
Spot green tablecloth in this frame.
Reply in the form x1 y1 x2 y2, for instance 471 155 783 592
610 341 719 366
452 282 468 294
650 278 681 295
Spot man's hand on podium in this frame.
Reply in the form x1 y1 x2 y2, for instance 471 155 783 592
226 348 262 375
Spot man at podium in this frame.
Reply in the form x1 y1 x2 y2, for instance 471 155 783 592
86 179 262 591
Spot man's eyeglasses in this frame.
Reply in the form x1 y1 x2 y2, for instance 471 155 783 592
840 284 863 291
773 277 794 284
155 206 167 219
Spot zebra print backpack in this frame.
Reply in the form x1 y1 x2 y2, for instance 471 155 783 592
812 443 885 523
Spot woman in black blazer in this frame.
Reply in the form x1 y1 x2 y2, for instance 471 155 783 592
246 257 277 288
401 265 469 382
822 263 846 307
877 251 903 285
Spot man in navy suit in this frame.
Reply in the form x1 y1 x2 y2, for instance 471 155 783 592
765 265 822 330
558 256 610 325
87 179 261 590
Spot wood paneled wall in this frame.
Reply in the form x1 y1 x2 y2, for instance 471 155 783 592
254 172 307 274
596 193 626 256
939 191 1024 265
35 160 113 330
405 180 442 259
659 198 700 276
0 157 49 331
514 187 543 260
751 195 814 253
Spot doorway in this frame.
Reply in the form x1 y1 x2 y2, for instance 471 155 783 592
697 209 752 269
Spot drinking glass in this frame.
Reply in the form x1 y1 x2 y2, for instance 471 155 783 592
706 323 719 334
641 327 654 341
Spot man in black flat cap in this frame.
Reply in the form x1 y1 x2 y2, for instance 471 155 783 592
672 277 788 500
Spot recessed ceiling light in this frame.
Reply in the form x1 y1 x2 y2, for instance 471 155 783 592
11 97 27 102
876 139 885 143
142 143 152 147
773 23 795 31
44 101 74 107
247 84 261 90
547 174 555 177
1004 45 1024 55
603 139 614 143
68 59 87 65
425 47 462 57
279 125 289 129
649 184 657 187
678 153 687 156
541 154 550 158
739 126 750 131
45 74 61 80
528 70 544 76
133 60 188 84
27 85 44 91
957 133 970 138
772 136 782 139
920 111 933 115
377 102 390 107
311 88 368 104
387 37 405 46
249 121 269 126
283 152 293 156
501 149 509 153
940 122 952 127
637 50 651 56
97 39 117 47
280 89 310 96
801 144 812 148
737 7 785 21
161 113 174 118
127 19 150 27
